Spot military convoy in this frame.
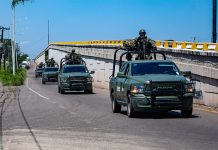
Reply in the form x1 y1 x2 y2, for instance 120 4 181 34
35 50 95 94
35 31 195 118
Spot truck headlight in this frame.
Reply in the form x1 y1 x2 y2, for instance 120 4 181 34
185 83 193 93
87 77 93 82
61 78 67 83
131 85 144 93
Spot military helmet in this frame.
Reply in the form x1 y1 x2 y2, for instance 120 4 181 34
71 49 75 53
139 29 146 36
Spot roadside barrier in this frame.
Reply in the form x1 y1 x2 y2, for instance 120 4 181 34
51 40 218 52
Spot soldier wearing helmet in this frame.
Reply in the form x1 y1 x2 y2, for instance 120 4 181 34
135 29 157 60
65 49 82 64
46 57 56 67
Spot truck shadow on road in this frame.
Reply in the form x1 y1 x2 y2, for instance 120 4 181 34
16 88 43 150
63 91 97 95
120 110 199 119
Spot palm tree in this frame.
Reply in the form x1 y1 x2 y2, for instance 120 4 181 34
11 0 29 75
12 0 29 8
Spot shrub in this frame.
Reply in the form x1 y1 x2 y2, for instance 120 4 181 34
0 68 27 86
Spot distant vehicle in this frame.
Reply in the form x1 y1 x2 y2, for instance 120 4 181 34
58 64 94 94
42 67 59 84
109 49 194 118
21 61 30 69
35 67 44 78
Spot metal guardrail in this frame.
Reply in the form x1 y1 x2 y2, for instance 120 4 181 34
51 40 218 52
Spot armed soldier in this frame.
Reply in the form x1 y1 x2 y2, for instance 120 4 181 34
135 29 156 60
46 58 56 67
37 62 44 68
65 49 82 64
124 29 157 60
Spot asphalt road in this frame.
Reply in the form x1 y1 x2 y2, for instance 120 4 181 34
1 66 218 150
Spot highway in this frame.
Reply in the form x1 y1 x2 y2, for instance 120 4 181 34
1 65 218 150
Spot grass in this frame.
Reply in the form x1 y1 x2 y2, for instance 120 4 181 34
0 68 27 86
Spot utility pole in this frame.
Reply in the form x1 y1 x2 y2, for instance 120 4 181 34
212 0 217 43
0 26 10 70
48 20 50 45
0 26 10 42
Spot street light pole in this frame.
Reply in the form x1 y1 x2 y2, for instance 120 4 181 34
212 0 217 43
48 20 50 45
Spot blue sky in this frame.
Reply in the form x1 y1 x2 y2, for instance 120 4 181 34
0 0 216 58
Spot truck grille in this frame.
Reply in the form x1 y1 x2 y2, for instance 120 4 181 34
68 76 86 84
148 81 184 96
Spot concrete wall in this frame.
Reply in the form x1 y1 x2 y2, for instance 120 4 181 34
35 53 45 65
48 49 67 66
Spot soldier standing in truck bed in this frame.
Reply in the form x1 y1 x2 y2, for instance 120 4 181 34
46 58 56 67
134 29 157 60
124 29 157 60
65 49 82 64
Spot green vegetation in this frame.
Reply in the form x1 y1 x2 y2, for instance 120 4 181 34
0 68 26 86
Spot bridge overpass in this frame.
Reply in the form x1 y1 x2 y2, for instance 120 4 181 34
34 40 218 107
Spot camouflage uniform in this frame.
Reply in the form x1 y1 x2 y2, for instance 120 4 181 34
123 29 157 60
46 58 56 67
65 49 82 64
38 62 44 68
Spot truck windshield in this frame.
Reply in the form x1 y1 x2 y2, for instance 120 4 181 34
44 68 59 72
63 66 88 73
131 62 180 76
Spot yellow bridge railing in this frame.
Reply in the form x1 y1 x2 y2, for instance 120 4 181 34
51 40 218 52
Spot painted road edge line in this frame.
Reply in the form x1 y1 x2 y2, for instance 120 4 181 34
26 78 50 100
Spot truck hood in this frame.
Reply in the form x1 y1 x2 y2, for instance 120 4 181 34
44 71 58 75
131 74 186 83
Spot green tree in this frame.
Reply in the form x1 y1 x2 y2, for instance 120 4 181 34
12 0 29 8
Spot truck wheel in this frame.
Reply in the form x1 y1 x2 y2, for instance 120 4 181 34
111 91 121 113
35 75 38 78
60 88 65 94
181 109 192 118
58 86 60 93
42 80 46 84
84 89 93 94
127 93 135 118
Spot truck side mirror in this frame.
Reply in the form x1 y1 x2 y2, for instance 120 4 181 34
181 71 192 78
90 71 95 74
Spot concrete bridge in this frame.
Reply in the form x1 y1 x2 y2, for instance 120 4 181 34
34 40 218 107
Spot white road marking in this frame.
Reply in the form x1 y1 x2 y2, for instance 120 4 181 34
26 78 50 100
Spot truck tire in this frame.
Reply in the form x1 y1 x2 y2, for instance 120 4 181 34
111 90 121 113
181 109 192 118
127 93 135 118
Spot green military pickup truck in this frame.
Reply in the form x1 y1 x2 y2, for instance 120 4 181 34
109 50 194 118
58 64 94 94
42 67 59 84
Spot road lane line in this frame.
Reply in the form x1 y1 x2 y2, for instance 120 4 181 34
26 78 50 100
